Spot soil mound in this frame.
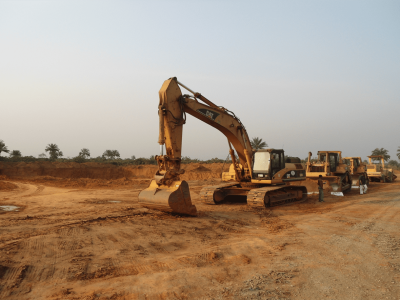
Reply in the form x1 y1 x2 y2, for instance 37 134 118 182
0 162 230 188
192 165 211 172
0 181 18 191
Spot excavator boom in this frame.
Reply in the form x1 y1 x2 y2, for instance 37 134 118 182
139 77 254 215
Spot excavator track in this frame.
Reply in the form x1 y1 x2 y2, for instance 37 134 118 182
247 186 305 208
201 183 306 208
200 182 240 205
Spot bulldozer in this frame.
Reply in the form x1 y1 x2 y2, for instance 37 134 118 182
289 151 352 196
366 155 397 183
342 156 369 187
138 77 308 215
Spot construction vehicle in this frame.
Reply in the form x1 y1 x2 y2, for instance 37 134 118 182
138 77 308 215
289 151 352 196
366 155 397 183
343 156 369 187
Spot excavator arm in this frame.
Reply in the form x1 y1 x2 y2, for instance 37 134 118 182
139 77 254 215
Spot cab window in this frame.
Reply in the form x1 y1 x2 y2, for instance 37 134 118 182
353 159 359 168
329 153 338 172
253 152 270 172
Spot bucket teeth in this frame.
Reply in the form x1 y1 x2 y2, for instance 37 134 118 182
139 180 197 216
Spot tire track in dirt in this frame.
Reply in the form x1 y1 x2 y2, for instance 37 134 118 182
351 196 400 290
0 265 31 298
62 232 256 284
0 211 147 248
293 194 400 299
10 183 44 199
89 230 170 278
1 177 399 299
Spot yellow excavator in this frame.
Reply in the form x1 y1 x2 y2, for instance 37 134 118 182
138 77 307 215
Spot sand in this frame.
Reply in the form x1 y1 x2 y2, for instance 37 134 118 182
0 163 399 299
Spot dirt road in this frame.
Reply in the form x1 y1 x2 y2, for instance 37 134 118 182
1 176 400 299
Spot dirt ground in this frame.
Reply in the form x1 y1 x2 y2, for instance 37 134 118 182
0 164 399 300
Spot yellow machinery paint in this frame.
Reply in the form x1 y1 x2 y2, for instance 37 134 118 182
342 156 369 187
139 77 308 214
289 151 352 196
366 155 397 183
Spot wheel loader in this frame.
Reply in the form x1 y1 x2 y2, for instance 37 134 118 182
342 156 369 187
288 151 352 196
366 155 397 183
138 77 308 215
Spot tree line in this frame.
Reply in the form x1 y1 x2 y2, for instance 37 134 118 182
0 140 236 165
1 139 399 168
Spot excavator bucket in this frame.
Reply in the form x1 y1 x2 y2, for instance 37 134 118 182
138 180 197 216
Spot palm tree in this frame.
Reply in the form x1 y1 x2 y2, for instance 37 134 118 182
397 146 400 160
0 140 10 157
79 148 90 159
250 137 268 150
45 144 63 160
371 148 390 162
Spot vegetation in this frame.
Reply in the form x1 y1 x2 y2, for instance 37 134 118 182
250 137 267 150
102 150 120 160
0 140 10 157
371 148 390 162
45 144 63 160
0 153 230 165
79 148 90 159
9 150 22 158
388 160 399 168
397 146 400 160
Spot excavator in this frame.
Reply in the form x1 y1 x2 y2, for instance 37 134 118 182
138 77 307 215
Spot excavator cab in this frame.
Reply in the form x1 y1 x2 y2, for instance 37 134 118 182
252 149 285 179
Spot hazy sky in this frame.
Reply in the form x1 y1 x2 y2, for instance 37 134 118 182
1 1 399 161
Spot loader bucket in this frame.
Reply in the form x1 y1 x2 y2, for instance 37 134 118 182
290 178 322 195
296 176 350 195
350 176 360 187
138 180 197 216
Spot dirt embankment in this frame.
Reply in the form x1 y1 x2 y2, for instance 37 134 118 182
0 162 229 189
0 176 18 191
0 162 147 180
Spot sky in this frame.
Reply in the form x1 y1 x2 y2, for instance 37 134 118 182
1 0 399 161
